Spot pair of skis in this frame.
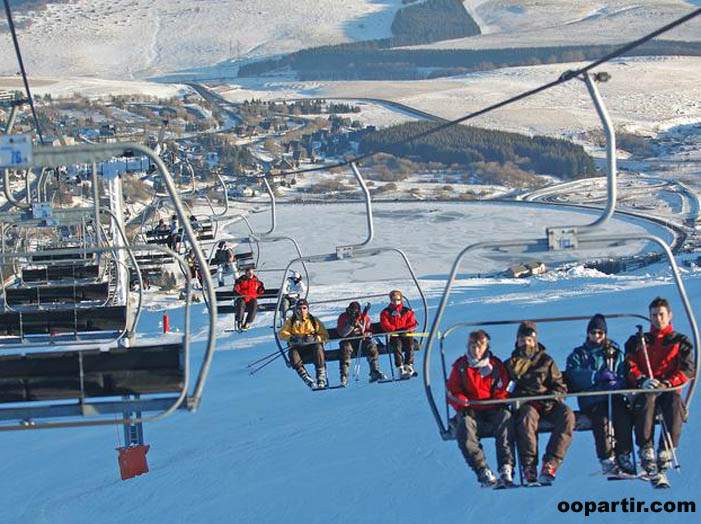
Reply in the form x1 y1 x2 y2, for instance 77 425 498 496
606 471 671 489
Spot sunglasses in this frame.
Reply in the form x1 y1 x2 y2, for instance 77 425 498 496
296 306 308 310
589 330 605 336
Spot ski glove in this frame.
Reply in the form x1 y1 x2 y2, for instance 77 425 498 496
641 378 662 390
595 368 616 384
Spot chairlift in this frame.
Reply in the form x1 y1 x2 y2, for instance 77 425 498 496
422 73 699 451
271 162 428 389
0 142 218 432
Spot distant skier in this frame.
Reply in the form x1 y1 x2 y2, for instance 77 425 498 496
279 299 330 389
504 321 575 485
233 266 265 331
281 271 306 320
167 214 178 250
446 329 514 488
624 297 694 488
565 314 635 477
214 241 235 286
336 301 386 386
380 290 418 379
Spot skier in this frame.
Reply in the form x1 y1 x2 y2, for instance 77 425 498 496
166 214 178 250
233 266 265 331
336 301 386 386
565 314 635 477
446 329 515 488
380 290 418 379
281 271 306 320
504 321 575 485
624 297 694 488
279 299 330 389
215 241 235 287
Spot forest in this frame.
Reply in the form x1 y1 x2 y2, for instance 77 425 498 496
239 39 701 81
358 122 597 180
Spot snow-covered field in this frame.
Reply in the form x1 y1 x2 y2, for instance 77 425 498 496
413 0 701 50
216 56 701 140
2 200 700 524
0 0 405 79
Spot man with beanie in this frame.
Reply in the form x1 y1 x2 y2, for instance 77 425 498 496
565 314 634 477
624 297 694 487
447 329 515 488
505 321 575 485
336 301 386 386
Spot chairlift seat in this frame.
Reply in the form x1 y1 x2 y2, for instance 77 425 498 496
0 343 184 403
22 264 99 283
0 305 127 336
5 282 109 306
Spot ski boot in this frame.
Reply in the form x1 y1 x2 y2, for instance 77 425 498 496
316 369 328 390
369 368 387 383
639 447 658 479
476 467 497 488
600 456 617 476
538 463 557 485
522 464 539 486
495 464 514 489
297 368 316 389
615 453 636 476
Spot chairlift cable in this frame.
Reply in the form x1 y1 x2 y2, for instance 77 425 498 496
2 0 45 144
266 8 701 179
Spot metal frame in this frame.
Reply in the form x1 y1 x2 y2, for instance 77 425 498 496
423 70 699 439
270 162 427 366
0 141 218 429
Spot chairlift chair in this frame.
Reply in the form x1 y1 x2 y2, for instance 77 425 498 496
422 73 699 448
270 162 429 389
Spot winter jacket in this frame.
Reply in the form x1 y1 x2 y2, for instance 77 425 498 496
234 275 265 303
504 342 568 412
380 303 417 333
624 324 694 389
337 311 373 339
446 353 510 412
565 339 625 410
279 314 329 343
283 278 307 298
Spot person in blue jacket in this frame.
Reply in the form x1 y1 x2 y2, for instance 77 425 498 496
565 314 635 476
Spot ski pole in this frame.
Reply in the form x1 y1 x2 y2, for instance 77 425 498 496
606 353 615 460
637 325 681 471
246 348 281 368
250 352 283 375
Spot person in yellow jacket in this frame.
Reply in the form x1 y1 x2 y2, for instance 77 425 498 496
278 298 330 389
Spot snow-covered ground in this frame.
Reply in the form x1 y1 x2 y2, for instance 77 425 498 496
0 0 405 79
217 56 701 139
411 0 701 50
2 200 700 524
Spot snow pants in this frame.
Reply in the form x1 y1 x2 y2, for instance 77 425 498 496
456 408 515 472
632 391 685 450
234 298 258 325
515 401 575 468
582 397 633 460
288 342 326 378
389 336 414 368
339 338 379 375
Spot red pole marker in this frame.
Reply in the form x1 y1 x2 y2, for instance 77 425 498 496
163 312 169 333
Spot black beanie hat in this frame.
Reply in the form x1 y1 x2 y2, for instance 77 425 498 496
517 321 537 339
587 314 607 334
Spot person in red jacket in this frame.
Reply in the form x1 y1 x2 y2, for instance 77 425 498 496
233 266 265 331
624 297 694 485
447 329 514 488
336 301 386 386
380 289 418 379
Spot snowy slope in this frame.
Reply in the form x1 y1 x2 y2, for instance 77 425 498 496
0 0 405 79
1 201 699 523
